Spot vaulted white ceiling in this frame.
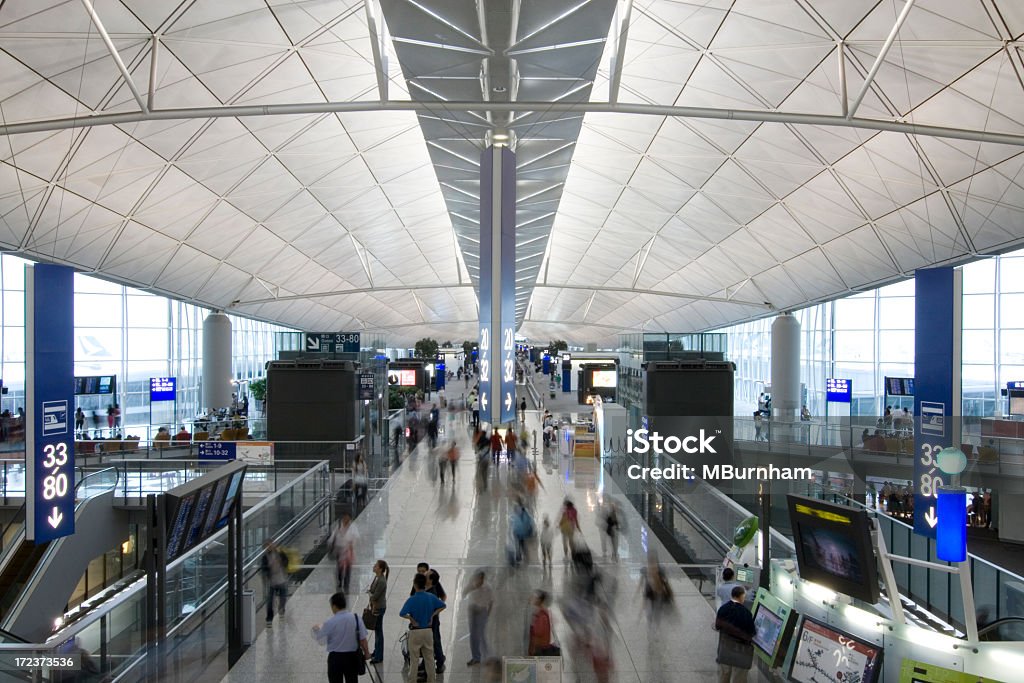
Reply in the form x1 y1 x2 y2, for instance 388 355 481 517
1 0 1023 345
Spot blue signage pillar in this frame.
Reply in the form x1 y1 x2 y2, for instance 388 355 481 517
478 144 516 426
25 264 76 542
913 267 962 539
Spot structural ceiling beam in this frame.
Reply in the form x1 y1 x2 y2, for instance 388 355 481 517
2 99 1022 147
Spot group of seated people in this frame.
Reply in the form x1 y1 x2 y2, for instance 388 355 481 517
878 481 915 519
74 433 141 454
881 406 914 434
153 421 249 446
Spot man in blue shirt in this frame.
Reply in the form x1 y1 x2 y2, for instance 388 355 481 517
400 574 446 683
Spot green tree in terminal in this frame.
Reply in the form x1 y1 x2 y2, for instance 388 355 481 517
548 339 568 352
248 377 267 402
441 340 453 348
414 337 439 359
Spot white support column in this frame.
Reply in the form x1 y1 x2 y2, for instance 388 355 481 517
363 0 389 101
148 35 159 112
958 559 979 643
848 0 917 118
202 312 232 411
837 41 848 117
771 313 801 424
873 523 907 625
79 0 149 114
608 0 635 104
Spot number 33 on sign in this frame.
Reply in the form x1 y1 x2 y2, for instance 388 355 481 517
918 443 945 528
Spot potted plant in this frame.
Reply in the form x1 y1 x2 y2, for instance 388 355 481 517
249 377 267 412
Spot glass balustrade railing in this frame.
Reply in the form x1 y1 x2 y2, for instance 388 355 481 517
0 436 373 500
0 459 332 682
805 484 1024 634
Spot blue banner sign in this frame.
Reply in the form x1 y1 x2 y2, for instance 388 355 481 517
26 264 76 542
825 378 852 403
479 145 517 424
150 377 177 402
913 268 958 539
198 442 237 460
498 146 516 425
478 147 493 424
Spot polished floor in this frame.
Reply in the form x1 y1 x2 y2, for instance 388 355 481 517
222 406 765 682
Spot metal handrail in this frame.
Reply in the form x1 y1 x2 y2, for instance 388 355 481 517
978 616 1024 641
74 466 119 498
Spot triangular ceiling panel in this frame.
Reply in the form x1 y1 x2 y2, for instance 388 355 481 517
0 0 1022 343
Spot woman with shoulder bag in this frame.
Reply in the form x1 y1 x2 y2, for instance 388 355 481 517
366 560 389 663
312 592 371 683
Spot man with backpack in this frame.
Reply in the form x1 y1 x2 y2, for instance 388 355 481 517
511 501 535 565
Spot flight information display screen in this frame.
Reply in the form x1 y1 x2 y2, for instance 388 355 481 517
884 376 914 396
165 493 196 561
182 485 214 552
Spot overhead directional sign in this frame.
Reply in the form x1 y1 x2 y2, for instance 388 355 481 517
478 144 516 425
913 267 961 539
26 264 76 542
359 372 375 400
304 332 360 353
825 378 851 403
150 377 177 402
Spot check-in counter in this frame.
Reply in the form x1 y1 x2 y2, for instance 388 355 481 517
981 417 1024 439
573 424 596 457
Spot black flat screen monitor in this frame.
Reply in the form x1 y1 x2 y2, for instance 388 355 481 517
74 375 116 395
202 477 230 538
165 493 196 561
182 485 214 552
787 495 880 604
788 617 882 683
214 470 245 530
885 376 914 396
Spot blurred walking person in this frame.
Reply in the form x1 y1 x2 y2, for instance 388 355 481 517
528 591 560 656
539 515 554 571
328 513 359 594
463 570 494 666
504 426 518 464
445 441 458 482
558 499 580 558
261 540 289 627
490 429 503 465
638 550 674 624
600 499 621 560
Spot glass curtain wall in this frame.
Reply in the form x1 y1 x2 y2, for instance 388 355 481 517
0 253 293 427
714 246 1024 418
719 281 914 418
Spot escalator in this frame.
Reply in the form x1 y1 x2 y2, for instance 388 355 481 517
978 617 1024 641
0 468 123 641
0 535 49 622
